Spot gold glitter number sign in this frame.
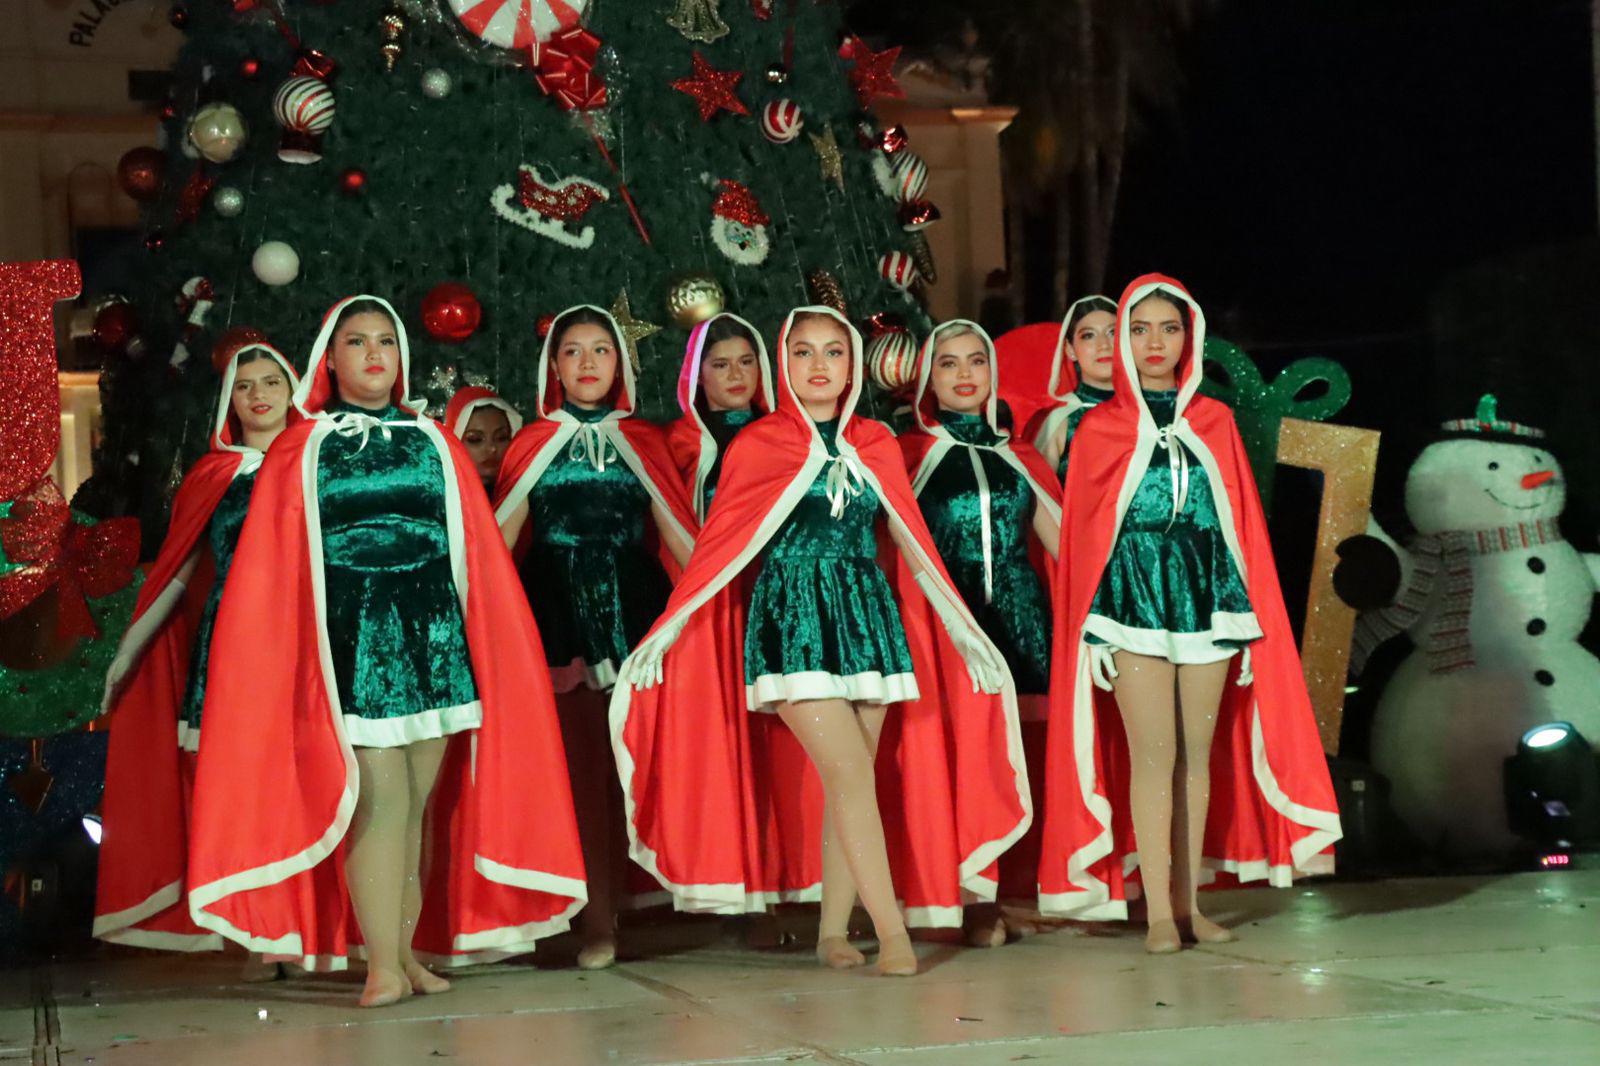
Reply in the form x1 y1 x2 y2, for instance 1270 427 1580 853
1276 417 1380 754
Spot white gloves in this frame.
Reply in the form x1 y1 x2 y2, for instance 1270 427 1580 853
101 650 136 716
914 572 1006 695
1235 646 1254 687
620 616 688 690
99 576 187 716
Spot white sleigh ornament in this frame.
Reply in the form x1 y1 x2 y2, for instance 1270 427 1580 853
1351 395 1600 857
491 164 609 249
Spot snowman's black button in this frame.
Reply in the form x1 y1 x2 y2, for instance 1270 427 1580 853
1527 618 1546 635
1534 670 1554 686
1527 557 1545 574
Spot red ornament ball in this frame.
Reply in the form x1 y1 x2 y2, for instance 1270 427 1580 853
92 301 139 356
420 282 482 343
116 147 166 202
239 56 262 79
338 167 368 196
212 325 269 374
535 313 555 339
160 99 179 121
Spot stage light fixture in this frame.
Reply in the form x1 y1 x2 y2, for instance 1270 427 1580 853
82 814 103 845
1503 721 1600 859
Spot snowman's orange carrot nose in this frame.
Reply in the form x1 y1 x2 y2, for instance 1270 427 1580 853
1521 470 1555 489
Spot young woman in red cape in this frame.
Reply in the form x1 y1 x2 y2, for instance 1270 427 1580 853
1036 274 1341 952
493 305 697 970
1023 295 1118 479
612 306 1030 977
95 340 299 959
665 313 775 521
187 295 585 1007
897 320 1063 947
443 384 521 494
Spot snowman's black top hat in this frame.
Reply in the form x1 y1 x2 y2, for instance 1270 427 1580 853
1439 394 1546 447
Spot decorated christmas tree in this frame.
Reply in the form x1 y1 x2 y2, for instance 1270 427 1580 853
83 0 937 543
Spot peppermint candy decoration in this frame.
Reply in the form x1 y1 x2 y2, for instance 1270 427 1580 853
866 326 919 392
272 76 336 164
889 150 928 203
877 250 920 292
447 0 590 52
760 98 804 144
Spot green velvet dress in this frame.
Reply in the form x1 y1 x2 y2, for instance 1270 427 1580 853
744 419 918 711
519 403 672 692
916 413 1052 694
178 469 255 751
1084 390 1262 664
1056 383 1113 481
701 407 758 512
317 401 481 746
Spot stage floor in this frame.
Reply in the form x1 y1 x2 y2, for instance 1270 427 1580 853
4 869 1597 1065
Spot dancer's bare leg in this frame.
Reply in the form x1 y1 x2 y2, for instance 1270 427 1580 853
1172 658 1235 944
816 805 866 968
559 687 617 969
348 748 411 1006
778 700 915 976
398 737 452 992
1109 651 1181 954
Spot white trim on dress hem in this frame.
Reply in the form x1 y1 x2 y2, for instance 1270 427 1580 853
342 700 484 748
746 670 920 712
1082 611 1263 664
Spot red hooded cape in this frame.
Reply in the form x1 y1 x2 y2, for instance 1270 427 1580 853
896 319 1063 897
609 306 1031 925
1036 275 1341 918
492 304 697 584
444 384 524 439
94 343 300 950
1014 295 1114 460
185 295 585 969
664 312 775 521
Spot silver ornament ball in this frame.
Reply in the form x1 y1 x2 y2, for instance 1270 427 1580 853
765 63 788 85
211 185 244 217
420 68 453 100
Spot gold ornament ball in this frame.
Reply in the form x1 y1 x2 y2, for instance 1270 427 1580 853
665 272 726 328
187 102 248 164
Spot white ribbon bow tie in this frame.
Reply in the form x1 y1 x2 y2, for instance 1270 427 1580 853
824 451 867 519
569 422 618 472
329 410 393 452
1154 419 1191 530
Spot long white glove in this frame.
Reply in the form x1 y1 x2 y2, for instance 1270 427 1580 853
914 572 1006 695
99 577 188 715
619 616 688 690
1088 643 1120 692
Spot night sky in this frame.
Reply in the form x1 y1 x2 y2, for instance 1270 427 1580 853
1110 0 1595 346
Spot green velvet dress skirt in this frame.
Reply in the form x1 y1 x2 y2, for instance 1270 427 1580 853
316 402 481 747
518 403 672 693
1056 383 1112 481
178 469 255 751
1084 391 1262 664
744 420 918 712
916 413 1052 694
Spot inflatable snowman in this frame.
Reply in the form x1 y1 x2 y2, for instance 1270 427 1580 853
1353 395 1600 858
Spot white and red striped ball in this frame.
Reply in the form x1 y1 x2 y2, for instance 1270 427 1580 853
867 329 919 392
877 250 921 292
272 76 336 135
760 99 804 144
890 150 928 203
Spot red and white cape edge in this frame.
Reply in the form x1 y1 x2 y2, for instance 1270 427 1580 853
664 312 775 521
94 343 299 950
610 306 1032 925
181 295 586 969
1037 274 1341 919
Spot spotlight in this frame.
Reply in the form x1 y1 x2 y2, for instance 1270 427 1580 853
82 814 103 846
1503 722 1600 860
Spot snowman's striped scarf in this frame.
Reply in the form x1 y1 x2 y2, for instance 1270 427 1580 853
1351 517 1563 675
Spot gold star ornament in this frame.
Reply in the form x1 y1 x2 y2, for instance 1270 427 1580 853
610 289 662 370
810 125 845 192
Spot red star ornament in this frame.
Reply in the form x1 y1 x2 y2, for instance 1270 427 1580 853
840 36 904 108
672 51 749 122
